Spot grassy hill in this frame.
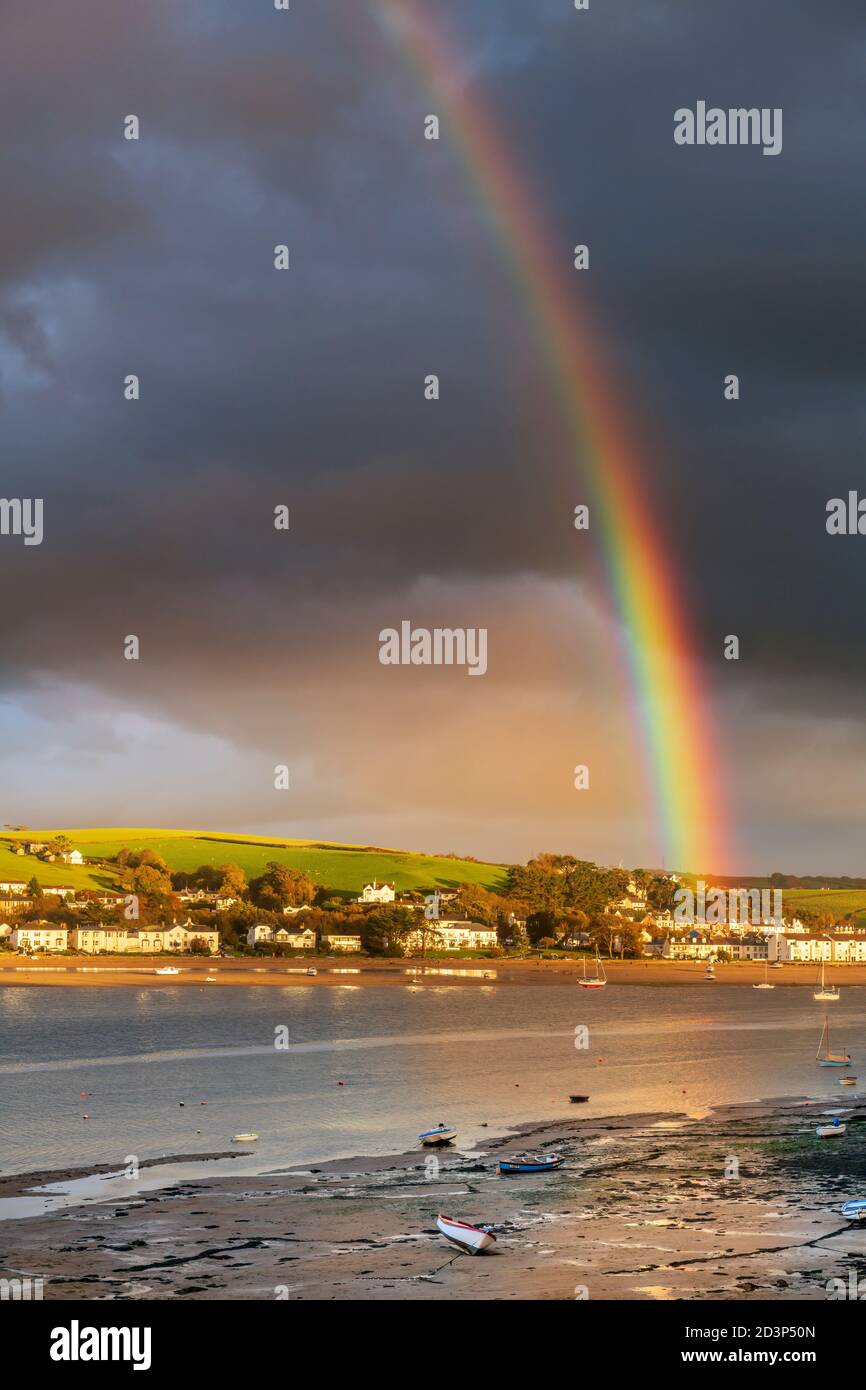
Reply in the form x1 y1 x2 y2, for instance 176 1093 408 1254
0 842 113 892
782 887 866 926
0 829 509 898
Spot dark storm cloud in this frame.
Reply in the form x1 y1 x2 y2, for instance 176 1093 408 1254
1 0 865 867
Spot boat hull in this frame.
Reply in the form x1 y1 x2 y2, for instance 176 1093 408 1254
499 1158 563 1174
419 1128 456 1146
841 1201 866 1221
436 1215 496 1255
816 1125 846 1137
578 981 606 989
818 1059 851 1067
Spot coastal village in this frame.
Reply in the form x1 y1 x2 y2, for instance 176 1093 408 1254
1 837 865 965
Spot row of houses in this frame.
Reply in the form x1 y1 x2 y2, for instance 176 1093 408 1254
1 881 78 897
9 842 85 865
2 920 220 954
647 931 866 963
247 919 499 953
642 910 807 934
354 881 461 908
177 889 240 910
771 934 866 963
654 933 771 961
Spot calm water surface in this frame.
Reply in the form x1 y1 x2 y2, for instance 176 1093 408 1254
1 983 864 1180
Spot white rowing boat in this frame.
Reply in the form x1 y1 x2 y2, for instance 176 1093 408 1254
841 1200 866 1222
232 1133 259 1143
436 1214 496 1255
815 1122 846 1138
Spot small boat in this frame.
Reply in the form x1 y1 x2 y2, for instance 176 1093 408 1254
205 976 217 983
578 951 607 989
419 1123 456 1146
436 1214 496 1255
769 961 783 969
155 966 181 975
841 1200 866 1222
569 1094 589 1103
704 963 716 979
814 960 840 1002
306 967 317 976
753 962 775 990
816 1015 851 1067
232 1133 259 1143
840 1076 858 1087
498 1152 563 1174
816 1120 846 1138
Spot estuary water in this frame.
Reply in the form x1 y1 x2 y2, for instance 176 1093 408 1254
1 982 863 1181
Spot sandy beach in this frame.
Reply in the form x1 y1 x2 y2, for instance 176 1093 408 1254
2 1099 865 1301
0 957 862 988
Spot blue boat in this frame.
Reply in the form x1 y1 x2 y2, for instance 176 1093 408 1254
841 1200 866 1222
498 1151 564 1174
419 1123 456 1146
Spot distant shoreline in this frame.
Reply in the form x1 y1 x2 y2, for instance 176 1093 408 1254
1 957 865 987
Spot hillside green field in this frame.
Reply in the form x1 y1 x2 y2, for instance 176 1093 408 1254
0 842 112 891
0 829 508 897
782 888 866 925
671 878 866 928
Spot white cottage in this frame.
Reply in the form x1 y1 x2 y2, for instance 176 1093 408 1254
357 881 395 904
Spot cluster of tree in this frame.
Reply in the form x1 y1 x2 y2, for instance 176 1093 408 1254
505 854 633 916
248 862 315 910
447 882 524 932
795 907 858 933
521 909 642 957
44 835 73 857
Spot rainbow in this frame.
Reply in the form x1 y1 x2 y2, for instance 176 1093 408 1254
370 1 731 873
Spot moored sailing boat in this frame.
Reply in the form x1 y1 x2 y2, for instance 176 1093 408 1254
578 951 607 989
814 959 840 1002
816 1015 851 1067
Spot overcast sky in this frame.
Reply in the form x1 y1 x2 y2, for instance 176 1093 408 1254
1 0 864 874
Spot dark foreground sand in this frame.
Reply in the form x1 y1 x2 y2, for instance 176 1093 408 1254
2 1100 866 1300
